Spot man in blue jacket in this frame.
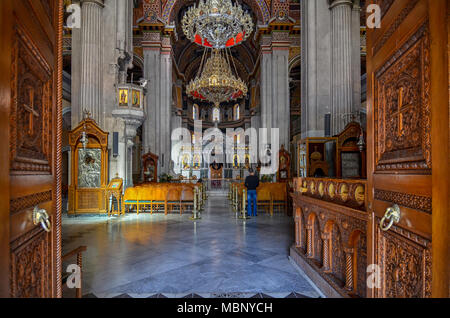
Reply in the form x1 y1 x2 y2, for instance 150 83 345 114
244 169 259 217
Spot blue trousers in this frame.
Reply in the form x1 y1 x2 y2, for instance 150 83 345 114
247 190 257 216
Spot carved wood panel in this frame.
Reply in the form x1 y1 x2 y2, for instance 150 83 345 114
376 222 432 298
10 227 50 298
293 192 368 297
374 23 431 172
10 24 53 174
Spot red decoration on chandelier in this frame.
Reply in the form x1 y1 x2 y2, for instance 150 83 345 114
194 34 202 45
236 32 243 44
226 38 235 47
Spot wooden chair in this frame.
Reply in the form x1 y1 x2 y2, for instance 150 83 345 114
180 187 195 215
149 185 166 214
257 185 273 215
62 246 87 298
124 187 139 213
166 188 181 214
270 183 288 214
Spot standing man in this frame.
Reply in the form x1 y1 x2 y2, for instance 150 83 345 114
244 169 259 217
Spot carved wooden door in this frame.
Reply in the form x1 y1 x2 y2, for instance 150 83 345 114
0 0 63 297
366 0 448 298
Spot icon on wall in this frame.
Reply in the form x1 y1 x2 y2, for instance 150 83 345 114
119 89 128 106
132 90 140 107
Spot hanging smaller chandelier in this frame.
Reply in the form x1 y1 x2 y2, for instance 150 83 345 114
186 49 248 107
182 0 254 49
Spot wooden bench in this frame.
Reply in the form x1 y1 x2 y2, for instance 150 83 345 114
229 182 288 216
123 183 203 215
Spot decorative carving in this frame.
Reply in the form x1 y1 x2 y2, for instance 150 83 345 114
377 224 432 298
297 178 366 211
374 0 420 54
10 191 52 214
10 25 53 174
374 189 432 214
10 229 50 297
375 23 431 172
292 192 368 298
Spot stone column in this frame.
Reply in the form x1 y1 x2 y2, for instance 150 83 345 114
330 0 354 135
79 0 104 125
116 0 133 84
352 0 362 112
143 31 161 156
159 35 172 174
142 31 173 175
259 32 290 149
301 0 332 138
271 31 290 149
260 35 272 133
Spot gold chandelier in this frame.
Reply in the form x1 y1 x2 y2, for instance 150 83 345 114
186 49 248 107
182 0 253 49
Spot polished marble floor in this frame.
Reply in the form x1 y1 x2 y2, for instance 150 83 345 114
62 195 321 298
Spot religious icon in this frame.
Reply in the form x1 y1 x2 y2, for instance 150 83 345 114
280 156 287 170
244 154 250 169
182 154 191 170
132 90 140 107
119 89 128 106
233 154 240 168
78 148 101 188
193 154 201 169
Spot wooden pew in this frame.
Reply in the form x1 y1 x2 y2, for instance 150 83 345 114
123 183 202 215
228 182 288 215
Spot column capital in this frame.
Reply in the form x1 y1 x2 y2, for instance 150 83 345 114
80 0 104 7
328 0 354 10
344 247 355 254
321 232 331 240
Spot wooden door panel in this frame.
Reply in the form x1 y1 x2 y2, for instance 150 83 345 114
375 224 431 298
0 0 62 298
10 226 51 298
366 0 444 298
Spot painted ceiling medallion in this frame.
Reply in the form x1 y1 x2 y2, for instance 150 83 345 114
182 0 254 49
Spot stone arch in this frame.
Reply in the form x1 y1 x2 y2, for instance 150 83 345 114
133 53 144 70
161 0 270 25
289 54 301 73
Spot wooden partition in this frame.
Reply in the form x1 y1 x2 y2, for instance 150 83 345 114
290 177 368 298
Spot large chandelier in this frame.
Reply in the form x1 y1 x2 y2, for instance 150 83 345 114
186 49 248 107
182 0 254 49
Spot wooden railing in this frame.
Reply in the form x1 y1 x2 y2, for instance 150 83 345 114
290 178 368 298
62 246 87 298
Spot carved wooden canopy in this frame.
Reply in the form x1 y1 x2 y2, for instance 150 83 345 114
69 118 109 148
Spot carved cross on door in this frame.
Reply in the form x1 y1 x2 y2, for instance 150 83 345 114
22 87 39 136
393 87 412 137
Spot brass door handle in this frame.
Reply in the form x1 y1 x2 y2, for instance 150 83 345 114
33 206 51 232
380 204 401 232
